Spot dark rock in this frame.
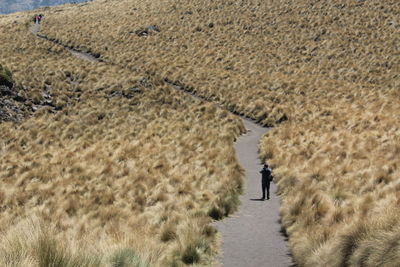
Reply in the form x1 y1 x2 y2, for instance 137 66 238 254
13 94 26 102
0 85 12 96
0 93 24 122
132 25 160 37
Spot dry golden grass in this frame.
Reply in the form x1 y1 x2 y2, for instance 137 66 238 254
0 13 245 266
261 87 400 266
40 0 399 125
2 0 400 265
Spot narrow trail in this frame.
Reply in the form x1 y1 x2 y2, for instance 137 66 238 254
170 79 294 266
215 119 293 267
29 24 293 266
30 23 40 35
30 24 100 62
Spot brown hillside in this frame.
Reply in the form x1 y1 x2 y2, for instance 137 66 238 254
0 0 399 265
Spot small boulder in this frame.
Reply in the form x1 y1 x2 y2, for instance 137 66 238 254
132 25 160 37
0 85 12 96
148 25 160 33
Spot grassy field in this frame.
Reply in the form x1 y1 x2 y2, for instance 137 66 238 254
39 0 400 265
40 0 399 125
0 13 245 266
1 0 400 266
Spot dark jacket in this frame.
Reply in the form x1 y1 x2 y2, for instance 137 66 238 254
260 167 273 183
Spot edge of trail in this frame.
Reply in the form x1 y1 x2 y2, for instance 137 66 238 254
29 23 294 266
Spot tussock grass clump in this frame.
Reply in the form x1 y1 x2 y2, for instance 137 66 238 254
207 206 224 221
110 249 149 267
0 63 14 87
0 217 101 267
181 244 200 265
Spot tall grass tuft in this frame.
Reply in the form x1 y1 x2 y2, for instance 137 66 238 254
110 249 149 267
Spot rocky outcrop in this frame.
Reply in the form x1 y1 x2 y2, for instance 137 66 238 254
0 85 27 122
0 65 28 122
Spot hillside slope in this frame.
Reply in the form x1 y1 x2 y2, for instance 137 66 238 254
38 0 400 265
1 0 400 266
0 11 245 267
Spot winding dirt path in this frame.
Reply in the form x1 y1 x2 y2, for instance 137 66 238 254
30 23 40 35
215 119 293 266
30 24 293 266
30 24 99 62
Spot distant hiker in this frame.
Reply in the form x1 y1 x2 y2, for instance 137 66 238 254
37 14 43 24
33 15 37 24
260 164 273 200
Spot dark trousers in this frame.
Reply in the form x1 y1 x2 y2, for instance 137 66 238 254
262 180 270 199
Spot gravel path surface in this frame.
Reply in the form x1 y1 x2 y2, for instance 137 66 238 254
30 23 40 34
215 119 293 267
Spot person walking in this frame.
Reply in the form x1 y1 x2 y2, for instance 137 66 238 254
260 164 273 200
33 15 37 24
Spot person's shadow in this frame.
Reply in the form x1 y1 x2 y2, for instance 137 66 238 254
250 198 265 201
